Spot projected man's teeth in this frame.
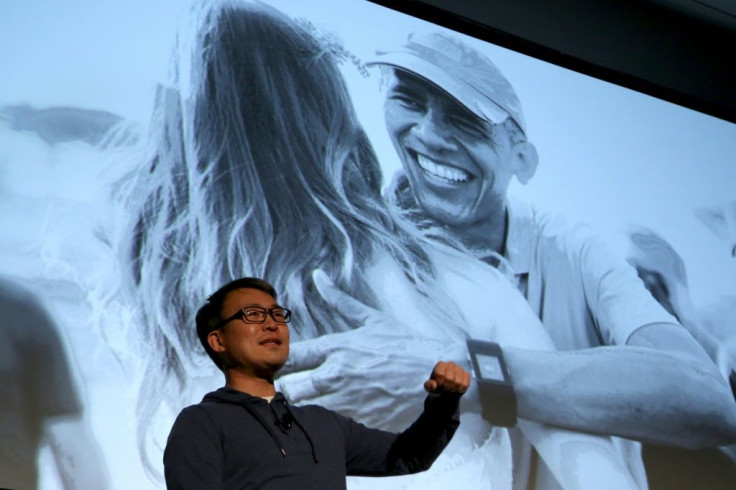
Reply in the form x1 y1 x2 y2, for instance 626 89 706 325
417 155 471 183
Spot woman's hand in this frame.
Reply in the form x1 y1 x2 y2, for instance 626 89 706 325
277 270 470 431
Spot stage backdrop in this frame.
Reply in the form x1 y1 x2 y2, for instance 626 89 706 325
1 0 734 489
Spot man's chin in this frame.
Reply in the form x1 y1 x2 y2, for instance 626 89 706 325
418 199 475 228
269 359 288 374
407 176 478 223
254 359 287 379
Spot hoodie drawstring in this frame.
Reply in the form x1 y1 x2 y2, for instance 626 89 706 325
240 403 287 457
283 402 319 464
240 397 318 464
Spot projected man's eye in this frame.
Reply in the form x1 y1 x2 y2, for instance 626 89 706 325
390 89 424 111
449 116 486 139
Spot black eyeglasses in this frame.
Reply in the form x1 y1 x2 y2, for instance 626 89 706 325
214 307 292 330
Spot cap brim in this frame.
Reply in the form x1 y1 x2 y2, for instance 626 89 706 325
367 51 509 125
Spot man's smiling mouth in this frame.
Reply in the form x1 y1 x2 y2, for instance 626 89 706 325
415 154 471 183
260 339 282 346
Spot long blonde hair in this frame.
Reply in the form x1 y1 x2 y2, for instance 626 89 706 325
115 0 439 479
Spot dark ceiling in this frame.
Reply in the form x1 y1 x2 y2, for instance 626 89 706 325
369 0 736 124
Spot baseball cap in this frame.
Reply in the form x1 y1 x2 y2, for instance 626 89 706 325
367 31 527 134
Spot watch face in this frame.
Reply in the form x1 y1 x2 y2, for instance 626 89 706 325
475 353 505 382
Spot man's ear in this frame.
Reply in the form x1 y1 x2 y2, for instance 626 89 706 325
208 330 225 353
512 141 539 185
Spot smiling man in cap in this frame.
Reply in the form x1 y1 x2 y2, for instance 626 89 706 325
281 31 736 490
369 31 537 258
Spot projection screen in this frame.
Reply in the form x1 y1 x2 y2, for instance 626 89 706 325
1 0 734 489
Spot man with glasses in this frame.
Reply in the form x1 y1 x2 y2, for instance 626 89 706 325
163 277 470 490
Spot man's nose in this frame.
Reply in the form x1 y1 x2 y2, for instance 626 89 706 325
412 108 457 152
263 318 278 331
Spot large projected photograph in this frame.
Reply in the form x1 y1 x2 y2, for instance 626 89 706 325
1 0 735 489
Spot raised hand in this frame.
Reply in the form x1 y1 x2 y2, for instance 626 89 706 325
424 361 471 395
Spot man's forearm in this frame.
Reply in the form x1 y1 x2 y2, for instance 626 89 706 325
387 393 461 474
504 344 736 448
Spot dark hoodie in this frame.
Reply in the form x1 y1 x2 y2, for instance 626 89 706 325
164 387 461 490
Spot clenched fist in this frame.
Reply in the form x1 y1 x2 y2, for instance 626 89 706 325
424 361 471 394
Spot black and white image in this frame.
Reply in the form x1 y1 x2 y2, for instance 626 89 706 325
1 0 735 488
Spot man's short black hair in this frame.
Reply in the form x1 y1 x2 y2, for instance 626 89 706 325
196 277 278 370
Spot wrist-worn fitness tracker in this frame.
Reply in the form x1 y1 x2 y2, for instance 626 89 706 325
467 339 518 427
